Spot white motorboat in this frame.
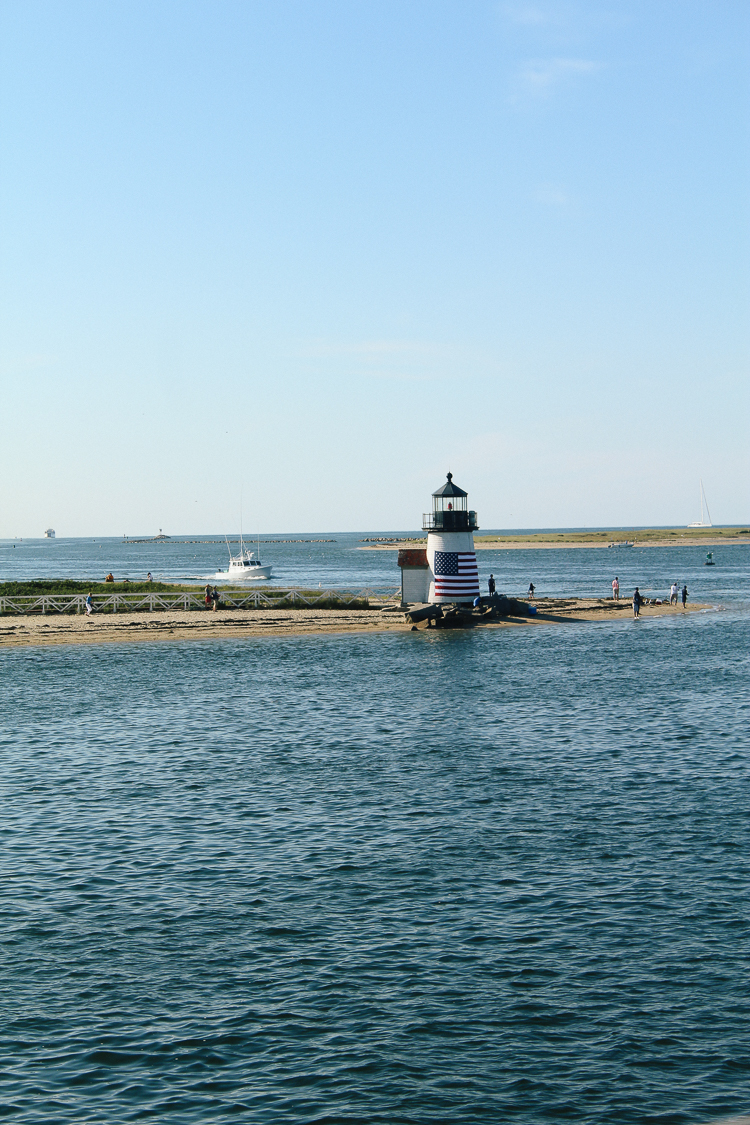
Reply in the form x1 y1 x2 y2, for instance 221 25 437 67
214 534 272 581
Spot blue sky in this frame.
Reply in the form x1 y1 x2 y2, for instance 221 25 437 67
1 0 748 535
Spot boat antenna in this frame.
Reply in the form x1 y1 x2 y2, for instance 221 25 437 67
701 479 712 527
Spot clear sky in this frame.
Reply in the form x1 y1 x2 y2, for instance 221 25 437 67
1 0 748 536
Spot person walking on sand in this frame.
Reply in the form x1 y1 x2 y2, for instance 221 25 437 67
632 587 643 618
612 576 619 600
670 582 678 605
85 591 94 616
682 584 688 609
488 574 496 596
528 582 535 600
212 586 220 611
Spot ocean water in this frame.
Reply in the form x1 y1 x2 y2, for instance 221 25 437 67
0 533 747 605
1 544 749 1123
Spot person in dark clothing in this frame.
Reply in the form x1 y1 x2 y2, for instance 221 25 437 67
681 584 688 608
488 574 496 596
528 582 535 600
633 587 643 618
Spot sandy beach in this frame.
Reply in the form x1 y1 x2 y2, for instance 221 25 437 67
0 599 711 647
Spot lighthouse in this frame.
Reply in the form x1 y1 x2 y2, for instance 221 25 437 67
425 473 480 603
397 473 481 605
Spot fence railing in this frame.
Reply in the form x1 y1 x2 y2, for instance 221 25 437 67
0 587 403 616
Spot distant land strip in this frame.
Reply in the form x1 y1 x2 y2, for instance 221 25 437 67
360 527 750 550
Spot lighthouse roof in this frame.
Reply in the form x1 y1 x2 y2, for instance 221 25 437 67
432 472 468 499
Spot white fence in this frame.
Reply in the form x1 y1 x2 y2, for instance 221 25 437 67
0 587 402 616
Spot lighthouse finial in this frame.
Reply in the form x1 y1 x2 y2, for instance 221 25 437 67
446 472 452 483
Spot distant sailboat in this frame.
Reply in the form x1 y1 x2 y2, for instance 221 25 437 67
688 480 712 528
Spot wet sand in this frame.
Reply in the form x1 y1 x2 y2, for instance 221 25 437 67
0 600 711 647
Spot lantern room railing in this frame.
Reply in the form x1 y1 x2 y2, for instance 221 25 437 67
422 510 478 532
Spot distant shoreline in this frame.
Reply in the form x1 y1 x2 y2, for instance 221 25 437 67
361 529 749 551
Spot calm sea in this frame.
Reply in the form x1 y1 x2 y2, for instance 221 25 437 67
1 537 749 1123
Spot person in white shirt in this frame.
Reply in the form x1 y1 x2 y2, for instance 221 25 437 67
670 583 678 605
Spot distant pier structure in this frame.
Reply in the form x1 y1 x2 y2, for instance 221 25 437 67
398 473 480 605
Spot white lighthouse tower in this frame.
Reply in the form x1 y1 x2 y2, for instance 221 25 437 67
424 473 480 604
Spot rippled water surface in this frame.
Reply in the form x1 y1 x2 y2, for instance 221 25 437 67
2 553 750 1123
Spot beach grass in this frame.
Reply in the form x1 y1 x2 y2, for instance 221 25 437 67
0 580 181 596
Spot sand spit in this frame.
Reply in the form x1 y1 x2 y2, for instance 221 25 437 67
0 600 711 648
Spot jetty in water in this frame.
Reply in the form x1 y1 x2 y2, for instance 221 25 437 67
123 537 336 545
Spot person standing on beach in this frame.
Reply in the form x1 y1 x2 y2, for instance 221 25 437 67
212 586 220 611
85 592 94 616
682 584 688 609
612 577 619 600
488 574 496 596
670 583 678 605
204 584 212 608
528 582 535 600
633 587 643 618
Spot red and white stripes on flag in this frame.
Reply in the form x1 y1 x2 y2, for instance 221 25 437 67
432 551 480 597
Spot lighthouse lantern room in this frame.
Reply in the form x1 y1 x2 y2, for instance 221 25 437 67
424 473 480 604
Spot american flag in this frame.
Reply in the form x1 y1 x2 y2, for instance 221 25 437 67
433 551 480 597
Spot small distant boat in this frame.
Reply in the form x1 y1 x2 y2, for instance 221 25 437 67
214 534 272 581
607 540 634 548
44 528 55 538
688 480 712 528
704 552 715 566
